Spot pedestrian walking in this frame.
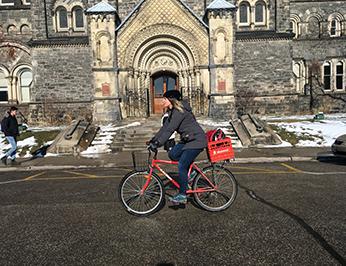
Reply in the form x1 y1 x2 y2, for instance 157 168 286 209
0 106 20 166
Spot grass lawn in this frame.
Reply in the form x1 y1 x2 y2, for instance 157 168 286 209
16 130 60 156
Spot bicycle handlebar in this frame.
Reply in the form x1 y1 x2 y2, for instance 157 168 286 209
147 146 158 161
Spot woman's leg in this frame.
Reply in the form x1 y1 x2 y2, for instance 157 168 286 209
168 143 184 161
178 149 204 195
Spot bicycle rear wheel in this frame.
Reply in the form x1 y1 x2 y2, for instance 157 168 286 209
193 165 238 212
119 171 165 216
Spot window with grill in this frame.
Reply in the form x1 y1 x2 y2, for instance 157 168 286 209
57 6 68 30
336 62 343 90
19 68 32 102
239 2 250 25
323 62 331 91
255 2 265 24
0 70 8 102
330 20 337 36
73 6 84 30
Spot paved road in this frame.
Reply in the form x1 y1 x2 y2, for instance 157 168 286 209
0 160 345 265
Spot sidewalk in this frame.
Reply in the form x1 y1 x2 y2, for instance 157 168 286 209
0 146 334 172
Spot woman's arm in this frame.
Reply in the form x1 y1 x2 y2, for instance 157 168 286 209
152 110 184 146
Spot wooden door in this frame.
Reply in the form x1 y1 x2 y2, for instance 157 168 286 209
152 74 178 114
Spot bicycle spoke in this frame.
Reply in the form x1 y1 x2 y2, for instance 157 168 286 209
193 166 238 211
120 171 164 215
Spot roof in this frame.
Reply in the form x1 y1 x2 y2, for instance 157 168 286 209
206 0 236 10
116 0 208 31
86 1 117 13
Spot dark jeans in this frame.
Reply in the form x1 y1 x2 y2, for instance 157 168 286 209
168 143 204 195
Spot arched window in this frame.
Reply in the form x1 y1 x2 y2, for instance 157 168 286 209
239 2 250 25
330 18 341 37
323 62 331 91
18 68 32 103
72 6 84 30
56 6 68 30
0 69 8 102
336 62 344 90
255 1 265 24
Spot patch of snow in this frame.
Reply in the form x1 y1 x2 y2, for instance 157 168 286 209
80 121 141 156
271 119 346 147
27 126 65 132
81 144 111 155
17 136 36 148
45 152 60 157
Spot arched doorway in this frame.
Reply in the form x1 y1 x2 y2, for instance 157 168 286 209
151 71 179 114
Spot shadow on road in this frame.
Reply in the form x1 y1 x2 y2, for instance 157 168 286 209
239 183 346 265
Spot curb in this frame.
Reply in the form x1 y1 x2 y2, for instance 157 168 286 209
0 156 317 172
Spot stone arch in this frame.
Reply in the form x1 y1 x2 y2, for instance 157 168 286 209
146 52 183 75
0 42 31 55
306 13 321 37
7 24 17 34
133 36 194 71
121 24 204 68
290 14 301 37
95 31 112 63
51 0 86 11
0 65 10 77
11 63 32 77
20 24 30 34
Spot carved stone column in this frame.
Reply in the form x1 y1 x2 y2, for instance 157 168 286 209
86 2 121 122
206 3 237 119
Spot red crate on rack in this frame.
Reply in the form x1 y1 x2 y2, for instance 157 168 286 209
207 137 234 163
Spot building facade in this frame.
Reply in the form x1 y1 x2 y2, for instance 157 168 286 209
0 0 345 124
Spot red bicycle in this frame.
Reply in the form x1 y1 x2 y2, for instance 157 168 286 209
118 149 238 216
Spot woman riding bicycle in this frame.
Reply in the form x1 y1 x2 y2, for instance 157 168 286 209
148 90 207 204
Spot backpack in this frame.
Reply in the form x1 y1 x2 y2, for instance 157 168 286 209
0 117 8 133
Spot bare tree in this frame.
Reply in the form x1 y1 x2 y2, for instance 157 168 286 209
305 60 346 113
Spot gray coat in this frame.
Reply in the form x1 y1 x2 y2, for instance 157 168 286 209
153 100 207 150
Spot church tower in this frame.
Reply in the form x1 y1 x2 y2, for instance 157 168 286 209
86 0 121 122
205 0 237 119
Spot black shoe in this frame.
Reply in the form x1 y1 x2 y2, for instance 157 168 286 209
1 156 7 165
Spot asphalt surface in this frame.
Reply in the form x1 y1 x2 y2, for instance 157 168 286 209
0 160 345 265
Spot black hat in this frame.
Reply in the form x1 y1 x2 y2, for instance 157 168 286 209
163 90 182 101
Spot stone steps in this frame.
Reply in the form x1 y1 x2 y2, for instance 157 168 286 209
109 116 242 152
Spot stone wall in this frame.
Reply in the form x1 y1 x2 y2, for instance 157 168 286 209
0 8 32 41
276 0 291 32
234 37 296 115
30 44 94 124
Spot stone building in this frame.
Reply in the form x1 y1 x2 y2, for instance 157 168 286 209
0 0 345 124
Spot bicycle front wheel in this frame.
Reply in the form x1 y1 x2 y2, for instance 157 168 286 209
193 165 238 212
119 171 165 216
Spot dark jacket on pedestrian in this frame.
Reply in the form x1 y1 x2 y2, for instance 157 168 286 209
1 112 19 137
153 100 207 150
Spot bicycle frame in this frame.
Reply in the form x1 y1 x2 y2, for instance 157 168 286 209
140 152 218 195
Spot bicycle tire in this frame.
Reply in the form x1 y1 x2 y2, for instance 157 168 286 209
118 170 165 216
193 165 238 212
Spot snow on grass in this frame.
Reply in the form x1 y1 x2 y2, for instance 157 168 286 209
0 135 37 158
269 118 346 147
